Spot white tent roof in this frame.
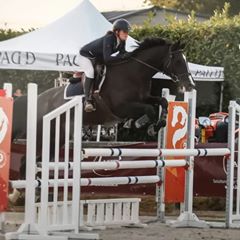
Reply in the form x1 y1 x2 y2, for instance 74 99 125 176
0 0 224 82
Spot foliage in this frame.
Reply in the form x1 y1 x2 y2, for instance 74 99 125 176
131 3 240 111
145 0 240 16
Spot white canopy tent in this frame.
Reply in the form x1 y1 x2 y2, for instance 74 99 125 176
0 0 224 83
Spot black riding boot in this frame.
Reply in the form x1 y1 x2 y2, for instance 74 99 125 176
84 77 95 112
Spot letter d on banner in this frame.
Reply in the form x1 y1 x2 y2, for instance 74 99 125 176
0 94 13 211
164 101 188 203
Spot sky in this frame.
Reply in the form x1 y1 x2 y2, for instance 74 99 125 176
0 0 149 30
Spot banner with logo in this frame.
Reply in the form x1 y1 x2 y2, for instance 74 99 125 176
164 101 188 203
0 96 13 211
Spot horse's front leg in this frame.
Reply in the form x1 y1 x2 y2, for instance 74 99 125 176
144 96 168 132
114 102 156 129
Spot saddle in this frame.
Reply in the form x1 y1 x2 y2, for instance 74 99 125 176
68 62 105 90
64 63 106 99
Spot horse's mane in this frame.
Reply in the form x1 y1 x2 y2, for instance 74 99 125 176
132 37 172 54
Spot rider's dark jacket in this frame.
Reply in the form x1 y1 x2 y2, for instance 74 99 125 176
80 31 126 65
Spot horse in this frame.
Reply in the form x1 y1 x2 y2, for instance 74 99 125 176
12 38 195 159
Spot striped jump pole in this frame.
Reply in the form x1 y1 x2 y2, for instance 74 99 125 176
83 148 230 158
37 159 188 171
11 175 161 189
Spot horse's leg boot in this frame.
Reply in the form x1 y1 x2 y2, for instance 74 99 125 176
84 77 96 112
135 114 150 128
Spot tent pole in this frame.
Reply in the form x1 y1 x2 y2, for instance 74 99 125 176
219 82 224 112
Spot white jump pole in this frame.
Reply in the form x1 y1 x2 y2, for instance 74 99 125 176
83 148 230 158
11 175 161 189
37 159 187 171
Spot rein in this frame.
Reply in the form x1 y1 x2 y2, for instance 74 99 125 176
131 49 190 83
131 57 163 73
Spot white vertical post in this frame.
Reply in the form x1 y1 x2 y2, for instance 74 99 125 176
71 96 83 233
13 83 40 235
156 88 170 222
3 83 12 97
226 101 236 228
236 113 240 216
24 83 38 227
40 116 51 235
63 110 70 224
53 116 60 225
96 125 101 142
219 82 224 112
183 90 196 214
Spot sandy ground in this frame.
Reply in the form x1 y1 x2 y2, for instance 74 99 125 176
1 215 240 240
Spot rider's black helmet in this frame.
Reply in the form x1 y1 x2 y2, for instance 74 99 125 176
113 19 131 32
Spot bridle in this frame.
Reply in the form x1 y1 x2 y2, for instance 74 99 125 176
131 49 193 83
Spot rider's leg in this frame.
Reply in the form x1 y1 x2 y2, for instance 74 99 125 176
79 56 95 112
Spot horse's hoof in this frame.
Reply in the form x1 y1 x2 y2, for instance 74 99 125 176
123 119 134 129
147 124 157 136
84 103 96 112
8 188 21 204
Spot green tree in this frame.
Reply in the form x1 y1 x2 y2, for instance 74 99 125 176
145 0 240 15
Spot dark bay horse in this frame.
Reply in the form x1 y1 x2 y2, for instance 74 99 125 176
12 38 195 157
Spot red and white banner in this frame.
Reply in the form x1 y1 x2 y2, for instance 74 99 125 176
0 96 13 211
164 101 188 203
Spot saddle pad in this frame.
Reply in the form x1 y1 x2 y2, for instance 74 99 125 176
64 82 84 100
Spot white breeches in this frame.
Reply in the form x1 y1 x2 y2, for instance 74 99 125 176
78 55 94 78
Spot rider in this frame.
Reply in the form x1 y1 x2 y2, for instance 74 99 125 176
79 18 131 112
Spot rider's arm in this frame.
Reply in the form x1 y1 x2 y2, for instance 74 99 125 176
119 41 127 54
103 35 123 64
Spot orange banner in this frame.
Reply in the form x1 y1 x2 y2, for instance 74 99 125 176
164 101 188 203
0 96 13 211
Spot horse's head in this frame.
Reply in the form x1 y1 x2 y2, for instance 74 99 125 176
163 41 195 92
